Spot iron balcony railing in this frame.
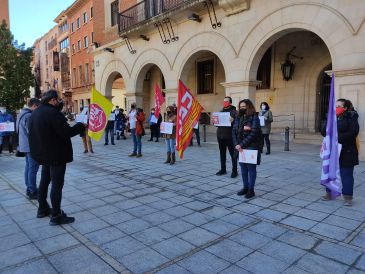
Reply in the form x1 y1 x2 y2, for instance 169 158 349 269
118 0 193 32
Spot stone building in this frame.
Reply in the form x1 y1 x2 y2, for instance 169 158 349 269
0 0 10 27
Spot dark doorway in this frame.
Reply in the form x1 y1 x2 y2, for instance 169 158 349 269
316 64 332 132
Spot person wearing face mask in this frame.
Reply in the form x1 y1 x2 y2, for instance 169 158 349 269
216 96 238 178
0 106 15 154
321 98 359 206
164 105 177 165
128 103 138 156
115 107 127 140
232 99 261 199
148 108 159 142
28 90 85 225
258 102 273 155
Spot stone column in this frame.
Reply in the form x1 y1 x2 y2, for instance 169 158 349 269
220 81 259 107
164 89 178 107
124 92 144 112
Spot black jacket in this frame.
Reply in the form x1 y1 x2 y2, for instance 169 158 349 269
321 111 359 167
28 103 84 165
216 105 236 139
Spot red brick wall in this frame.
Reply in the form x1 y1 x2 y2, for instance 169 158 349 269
0 0 10 27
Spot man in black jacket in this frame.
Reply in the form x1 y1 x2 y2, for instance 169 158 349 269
216 96 238 178
29 90 85 225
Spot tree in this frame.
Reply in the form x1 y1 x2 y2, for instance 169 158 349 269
0 21 34 112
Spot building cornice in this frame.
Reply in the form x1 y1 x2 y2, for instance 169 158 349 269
220 80 261 88
65 0 89 17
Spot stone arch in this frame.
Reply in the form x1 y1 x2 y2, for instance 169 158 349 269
239 3 355 80
99 59 130 97
173 31 237 82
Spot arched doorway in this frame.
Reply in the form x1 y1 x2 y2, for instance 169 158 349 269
105 72 127 110
316 64 332 132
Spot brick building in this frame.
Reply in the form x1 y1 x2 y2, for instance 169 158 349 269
0 0 10 27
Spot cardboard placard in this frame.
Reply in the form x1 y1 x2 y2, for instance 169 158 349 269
212 112 231 127
239 149 258 164
0 122 15 132
160 122 173 134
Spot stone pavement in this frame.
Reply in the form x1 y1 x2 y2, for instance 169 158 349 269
0 135 365 274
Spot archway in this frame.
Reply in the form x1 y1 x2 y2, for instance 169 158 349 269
104 72 127 110
316 64 332 132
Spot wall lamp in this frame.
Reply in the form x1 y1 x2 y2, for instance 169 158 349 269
140 35 150 41
188 13 201 22
281 46 303 81
104 47 114 53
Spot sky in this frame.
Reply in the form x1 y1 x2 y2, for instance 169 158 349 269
9 0 76 48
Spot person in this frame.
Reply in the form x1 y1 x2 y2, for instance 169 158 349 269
258 102 273 155
321 99 359 206
0 107 15 153
164 105 177 165
189 122 201 147
104 111 115 145
116 108 127 140
216 96 238 178
135 108 145 157
28 90 85 225
113 106 120 136
16 98 41 199
79 107 93 153
148 108 160 142
233 99 261 199
128 103 138 156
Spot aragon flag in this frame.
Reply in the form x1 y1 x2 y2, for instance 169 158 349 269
88 87 113 141
176 80 204 159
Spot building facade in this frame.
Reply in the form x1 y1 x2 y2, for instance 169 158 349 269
92 0 365 160
66 0 95 112
0 0 10 27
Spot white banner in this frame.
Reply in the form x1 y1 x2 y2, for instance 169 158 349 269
259 116 265 126
239 149 258 164
212 112 231 127
76 114 88 124
160 122 173 134
109 113 116 121
0 122 15 132
150 115 158 124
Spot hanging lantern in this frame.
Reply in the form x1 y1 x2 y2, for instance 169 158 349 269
281 59 295 81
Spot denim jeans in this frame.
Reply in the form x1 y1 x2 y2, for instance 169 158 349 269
131 128 137 153
239 162 257 188
104 128 114 144
25 153 40 194
166 138 175 153
340 167 354 196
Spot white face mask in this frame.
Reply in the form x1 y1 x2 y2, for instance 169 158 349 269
261 105 266 111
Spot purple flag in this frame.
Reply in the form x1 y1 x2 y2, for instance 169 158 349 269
320 73 341 198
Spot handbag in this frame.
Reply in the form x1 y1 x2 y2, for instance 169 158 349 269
15 112 28 157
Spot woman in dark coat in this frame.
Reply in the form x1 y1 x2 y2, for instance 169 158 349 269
258 102 273 154
232 99 261 199
321 99 359 206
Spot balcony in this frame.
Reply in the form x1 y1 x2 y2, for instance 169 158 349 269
118 0 201 33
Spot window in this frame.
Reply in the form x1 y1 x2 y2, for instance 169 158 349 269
45 41 48 51
72 44 75 54
197 58 214 94
73 68 76 87
85 63 89 84
71 22 74 32
79 65 83 85
90 7 93 18
60 38 69 52
46 68 49 79
77 17 80 28
256 47 272 90
45 54 48 65
84 36 88 48
91 32 94 43
83 12 88 24
59 21 68 33
77 40 81 51
111 0 119 26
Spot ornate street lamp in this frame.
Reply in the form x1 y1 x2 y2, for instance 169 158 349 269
281 46 303 81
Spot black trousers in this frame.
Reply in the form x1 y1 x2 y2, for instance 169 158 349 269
38 164 66 216
263 134 270 149
190 128 200 145
150 124 159 140
0 135 13 152
218 137 237 172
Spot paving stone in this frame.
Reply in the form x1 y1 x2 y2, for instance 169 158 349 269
259 241 306 264
294 208 329 221
249 222 287 238
178 250 230 274
163 206 194 217
126 204 158 217
101 236 145 259
0 232 31 252
85 226 125 245
152 237 195 259
1 258 57 274
101 211 135 225
295 253 349 273
230 230 271 250
206 239 253 263
158 219 195 235
355 254 365 271
0 223 21 238
184 201 212 211
132 226 173 245
202 220 239 236
182 212 215 226
71 217 110 235
48 245 117 273
255 209 288 222
179 227 220 246
202 206 232 218
314 241 362 265
219 265 251 274
149 199 177 210
220 213 257 227
322 215 362 230
34 233 80 254
351 233 365 249
120 247 169 273
116 218 151 234
277 231 318 250
248 198 277 208
23 224 65 241
281 266 311 274
236 251 289 274
155 264 190 274
142 211 176 225
0 243 42 269
310 223 350 241
271 203 301 214
280 216 317 230
232 203 262 214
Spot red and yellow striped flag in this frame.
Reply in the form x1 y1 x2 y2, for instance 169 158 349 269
176 80 204 159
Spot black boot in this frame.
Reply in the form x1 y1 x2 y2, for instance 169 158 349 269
49 211 75 226
170 153 176 165
231 170 238 178
245 188 255 199
237 187 248 196
164 152 171 164
266 146 271 155
216 169 227 175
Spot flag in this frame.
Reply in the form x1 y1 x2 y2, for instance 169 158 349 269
154 83 165 118
88 87 113 141
176 80 204 159
320 73 341 198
